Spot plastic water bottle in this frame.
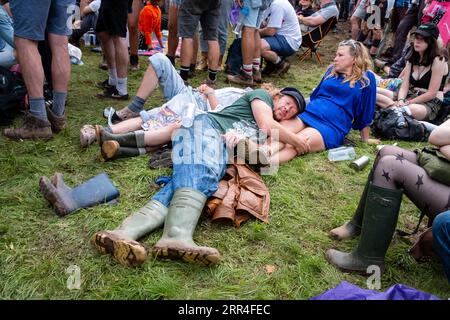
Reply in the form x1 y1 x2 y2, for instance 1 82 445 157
88 28 96 46
328 146 357 162
182 102 196 128
83 32 90 46
395 108 407 128
233 6 249 35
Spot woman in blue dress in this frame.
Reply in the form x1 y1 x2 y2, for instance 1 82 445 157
270 39 377 163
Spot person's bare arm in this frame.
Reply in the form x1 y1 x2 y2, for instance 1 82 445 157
298 14 325 27
259 27 277 37
251 99 310 153
407 58 446 105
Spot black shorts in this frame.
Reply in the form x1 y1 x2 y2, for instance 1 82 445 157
178 0 220 40
96 0 129 37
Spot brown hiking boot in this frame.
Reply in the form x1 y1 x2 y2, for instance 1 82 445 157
273 60 291 75
253 69 262 84
226 71 254 86
46 106 66 133
3 114 53 140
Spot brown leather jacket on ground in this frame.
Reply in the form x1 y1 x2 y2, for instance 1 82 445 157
203 162 270 228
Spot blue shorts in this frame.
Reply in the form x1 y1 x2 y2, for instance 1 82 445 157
11 0 75 41
264 34 296 57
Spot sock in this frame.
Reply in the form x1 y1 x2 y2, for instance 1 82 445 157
167 55 175 66
116 77 128 95
189 64 196 73
242 64 253 76
274 57 282 65
127 96 146 113
108 68 117 86
180 65 190 81
104 126 113 133
252 58 261 71
29 98 48 120
52 91 67 116
130 54 139 66
208 68 218 82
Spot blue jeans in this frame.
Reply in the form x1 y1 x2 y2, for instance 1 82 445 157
0 6 14 48
200 0 233 55
152 114 228 207
142 53 208 123
432 210 450 283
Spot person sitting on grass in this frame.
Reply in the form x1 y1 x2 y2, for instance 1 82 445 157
255 39 378 165
90 85 309 267
376 23 448 123
326 118 450 277
138 0 164 51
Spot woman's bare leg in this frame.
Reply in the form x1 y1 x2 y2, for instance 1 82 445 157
408 103 428 120
271 127 325 164
111 117 143 133
143 122 180 146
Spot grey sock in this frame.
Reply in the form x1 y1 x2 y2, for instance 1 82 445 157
52 91 67 116
29 98 47 120
127 96 146 113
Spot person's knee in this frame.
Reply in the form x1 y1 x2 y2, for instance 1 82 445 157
377 145 402 158
433 211 450 236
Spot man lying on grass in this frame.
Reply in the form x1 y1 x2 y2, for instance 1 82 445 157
91 80 308 267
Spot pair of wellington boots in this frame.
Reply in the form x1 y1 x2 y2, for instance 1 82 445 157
39 172 120 217
91 188 220 267
95 125 149 161
326 177 403 275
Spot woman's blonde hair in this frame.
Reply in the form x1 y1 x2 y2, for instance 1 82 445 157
328 39 373 87
260 83 282 100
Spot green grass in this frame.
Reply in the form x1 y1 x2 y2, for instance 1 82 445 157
1 30 449 300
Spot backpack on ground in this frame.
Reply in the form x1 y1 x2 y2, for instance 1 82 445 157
0 66 27 126
224 37 242 76
371 108 428 141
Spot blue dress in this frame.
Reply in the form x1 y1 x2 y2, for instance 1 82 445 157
299 68 376 149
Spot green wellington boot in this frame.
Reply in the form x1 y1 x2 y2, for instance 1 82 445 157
91 200 168 267
101 140 148 161
153 188 220 266
95 125 145 148
329 169 375 240
326 183 403 274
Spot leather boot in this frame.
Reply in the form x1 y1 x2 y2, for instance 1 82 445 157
101 140 148 161
91 200 168 267
39 172 120 217
46 105 66 133
3 114 53 140
95 125 145 148
329 168 374 240
326 183 403 274
153 188 220 266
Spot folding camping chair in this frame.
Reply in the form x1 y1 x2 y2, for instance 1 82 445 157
298 16 337 64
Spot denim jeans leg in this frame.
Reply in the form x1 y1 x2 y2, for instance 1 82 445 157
148 52 187 101
0 6 15 48
171 114 228 197
432 211 450 283
152 179 175 208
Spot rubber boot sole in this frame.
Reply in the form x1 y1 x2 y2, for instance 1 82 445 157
101 140 120 161
91 231 148 267
153 241 220 267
